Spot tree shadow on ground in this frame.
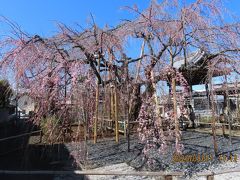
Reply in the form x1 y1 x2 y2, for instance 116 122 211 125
0 120 83 180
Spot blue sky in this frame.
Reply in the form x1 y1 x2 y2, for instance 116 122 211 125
0 0 151 37
0 0 239 37
0 0 240 91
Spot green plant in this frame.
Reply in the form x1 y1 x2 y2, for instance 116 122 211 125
199 116 212 123
40 115 61 143
0 80 13 108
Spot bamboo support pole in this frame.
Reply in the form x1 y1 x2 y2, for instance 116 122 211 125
108 49 115 129
209 72 218 155
127 96 130 151
93 81 99 144
93 57 100 144
172 76 179 144
103 89 106 118
85 90 89 141
108 78 112 127
124 121 127 138
114 85 119 143
84 117 88 142
236 79 239 119
100 70 107 137
170 51 180 149
237 83 239 119
39 130 43 143
111 85 114 128
225 74 232 147
108 85 112 122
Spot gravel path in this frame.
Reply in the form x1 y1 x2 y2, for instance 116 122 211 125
65 131 240 179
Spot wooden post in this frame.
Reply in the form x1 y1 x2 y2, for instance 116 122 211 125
114 85 119 143
127 97 130 151
236 80 239 118
225 74 232 147
209 72 218 155
84 116 88 142
107 49 114 130
93 57 100 144
237 86 239 119
85 90 89 142
124 121 127 138
172 75 179 143
165 175 173 180
108 73 112 131
207 175 214 180
170 51 180 148
39 131 43 143
111 85 114 129
126 62 130 152
108 85 112 125
93 84 99 144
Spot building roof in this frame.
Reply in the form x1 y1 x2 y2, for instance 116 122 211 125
192 83 240 96
173 50 205 69
173 50 231 86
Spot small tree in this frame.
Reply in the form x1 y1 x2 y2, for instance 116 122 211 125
0 79 12 108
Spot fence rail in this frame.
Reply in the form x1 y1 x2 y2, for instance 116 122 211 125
0 130 42 142
0 130 42 156
0 169 239 178
0 170 184 176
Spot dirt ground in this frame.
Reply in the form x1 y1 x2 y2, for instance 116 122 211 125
191 126 240 136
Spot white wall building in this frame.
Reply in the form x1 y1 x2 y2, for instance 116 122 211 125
17 94 35 115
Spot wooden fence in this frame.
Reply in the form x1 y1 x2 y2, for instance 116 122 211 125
0 168 240 180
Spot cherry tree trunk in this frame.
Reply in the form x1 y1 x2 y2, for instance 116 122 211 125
150 70 164 137
172 76 180 149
